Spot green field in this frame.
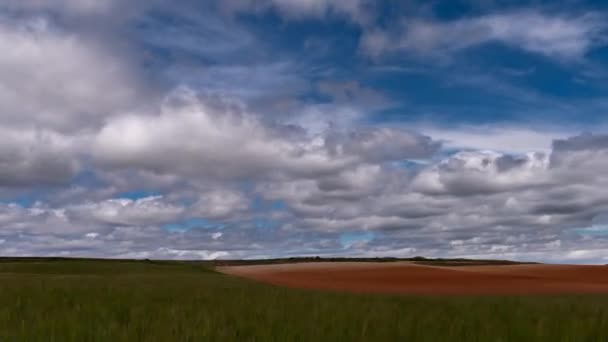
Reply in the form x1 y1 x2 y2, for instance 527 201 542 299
0 258 606 341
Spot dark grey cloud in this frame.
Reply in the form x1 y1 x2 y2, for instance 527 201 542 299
550 133 608 169
327 128 440 163
553 133 608 152
0 128 79 187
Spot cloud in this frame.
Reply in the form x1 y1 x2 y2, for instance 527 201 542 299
94 87 438 181
0 15 141 132
219 0 375 25
0 0 118 15
552 132 608 152
4 128 608 263
189 189 249 219
326 128 440 163
2 1 608 264
361 11 606 60
93 88 352 180
423 126 572 153
0 127 79 187
118 247 229 260
0 12 145 188
248 133 608 263
90 118 608 263
136 6 259 65
0 192 250 259
411 150 550 196
67 196 185 227
316 80 393 110
0 203 80 235
550 133 608 170
0 206 235 259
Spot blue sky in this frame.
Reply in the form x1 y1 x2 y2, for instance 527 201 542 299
1 0 608 263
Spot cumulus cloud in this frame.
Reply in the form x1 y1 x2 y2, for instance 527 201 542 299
7 127 600 263
189 189 249 219
118 247 229 260
0 128 79 187
94 88 351 180
0 204 235 259
327 128 440 163
0 13 144 188
94 87 437 181
248 133 608 263
361 11 606 60
0 15 141 132
553 132 608 152
2 1 608 264
0 193 252 259
550 133 608 175
67 196 185 227
411 150 549 196
0 203 77 235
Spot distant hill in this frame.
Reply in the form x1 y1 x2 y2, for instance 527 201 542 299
210 256 537 267
0 256 537 267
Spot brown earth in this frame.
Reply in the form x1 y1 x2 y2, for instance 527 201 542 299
217 262 608 295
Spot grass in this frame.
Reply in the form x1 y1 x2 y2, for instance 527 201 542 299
0 259 606 341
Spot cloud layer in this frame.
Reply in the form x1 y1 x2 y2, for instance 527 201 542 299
1 1 608 263
361 11 606 60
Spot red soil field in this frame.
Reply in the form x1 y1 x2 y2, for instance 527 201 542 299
217 262 608 295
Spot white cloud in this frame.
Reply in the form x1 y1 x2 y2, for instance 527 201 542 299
361 11 606 60
116 247 229 260
0 16 140 132
190 189 249 219
423 126 572 153
327 128 440 163
245 133 608 263
67 196 185 226
411 150 550 196
94 88 353 180
94 87 437 181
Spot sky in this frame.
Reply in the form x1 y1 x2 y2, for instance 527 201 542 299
2 0 608 263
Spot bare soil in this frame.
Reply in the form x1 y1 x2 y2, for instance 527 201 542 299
217 262 608 295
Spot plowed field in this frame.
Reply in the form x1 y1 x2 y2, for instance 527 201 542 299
218 262 608 295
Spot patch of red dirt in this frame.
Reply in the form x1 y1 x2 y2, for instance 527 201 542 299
217 262 608 295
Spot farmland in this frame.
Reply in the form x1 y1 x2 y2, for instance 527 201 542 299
219 261 608 295
0 258 607 341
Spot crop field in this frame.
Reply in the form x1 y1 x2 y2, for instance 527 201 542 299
0 258 607 341
220 261 608 295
